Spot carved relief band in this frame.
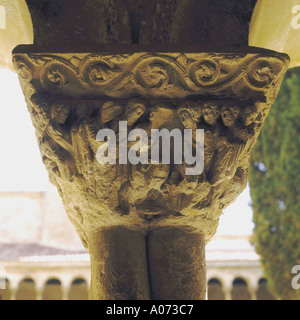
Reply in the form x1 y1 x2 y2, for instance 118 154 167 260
13 46 289 299
13 50 287 100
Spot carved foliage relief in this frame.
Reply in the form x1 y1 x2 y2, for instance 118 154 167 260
12 51 289 247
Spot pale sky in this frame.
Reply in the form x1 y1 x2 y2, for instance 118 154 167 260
0 68 49 191
0 68 254 236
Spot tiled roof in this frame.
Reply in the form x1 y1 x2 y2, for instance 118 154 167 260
0 242 87 261
206 235 260 262
0 235 260 263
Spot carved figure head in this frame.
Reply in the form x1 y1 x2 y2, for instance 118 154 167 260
149 104 175 129
178 104 201 129
220 106 240 127
202 103 219 126
125 99 146 126
51 104 70 124
101 101 123 124
148 164 170 190
241 105 259 126
76 104 88 119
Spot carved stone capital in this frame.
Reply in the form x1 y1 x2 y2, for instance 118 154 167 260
12 47 289 249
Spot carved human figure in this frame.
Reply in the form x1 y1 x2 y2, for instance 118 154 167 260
215 166 248 211
220 105 240 127
200 103 221 172
101 101 123 127
124 99 146 127
74 104 106 180
46 104 73 154
12 38 289 300
30 100 75 181
105 99 146 133
185 178 211 212
252 104 268 131
177 103 202 130
241 105 259 126
29 96 51 135
232 104 259 142
209 105 243 186
51 104 70 125
202 103 220 126
39 135 74 181
119 163 169 211
161 164 202 212
149 104 177 129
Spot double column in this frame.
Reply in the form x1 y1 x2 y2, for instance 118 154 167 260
89 227 205 300
12 48 289 299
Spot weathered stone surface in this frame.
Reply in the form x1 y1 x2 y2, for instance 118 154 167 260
24 0 256 48
148 227 206 300
12 48 289 247
88 227 150 300
11 0 291 300
1 0 259 71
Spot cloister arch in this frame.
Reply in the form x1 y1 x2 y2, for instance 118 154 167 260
67 277 89 300
231 277 252 300
0 278 11 300
207 277 225 300
41 277 63 300
256 277 276 300
15 277 37 300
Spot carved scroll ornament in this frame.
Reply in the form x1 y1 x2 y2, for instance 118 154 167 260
12 48 289 248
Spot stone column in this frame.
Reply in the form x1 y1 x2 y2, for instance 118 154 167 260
88 227 150 300
148 228 206 300
12 0 289 300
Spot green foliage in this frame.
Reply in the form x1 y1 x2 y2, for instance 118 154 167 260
249 67 300 300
